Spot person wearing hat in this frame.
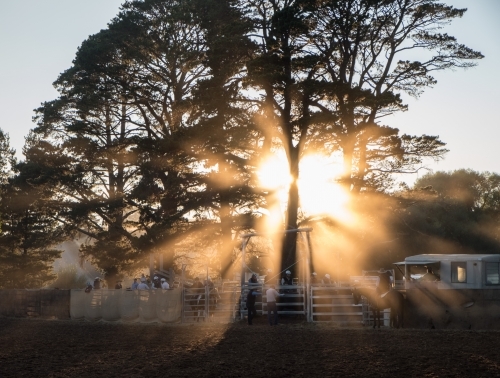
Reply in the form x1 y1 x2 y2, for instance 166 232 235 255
137 277 149 290
161 278 170 289
249 273 259 285
153 276 161 289
281 270 293 286
114 280 122 290
310 272 319 285
280 270 295 311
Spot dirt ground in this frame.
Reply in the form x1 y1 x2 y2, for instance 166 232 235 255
1 316 500 378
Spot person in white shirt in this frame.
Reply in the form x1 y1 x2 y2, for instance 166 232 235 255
161 278 170 289
266 285 282 326
137 277 149 290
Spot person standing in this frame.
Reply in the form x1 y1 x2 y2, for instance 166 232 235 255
266 285 282 326
310 272 319 285
191 277 204 321
114 280 122 289
281 270 293 286
377 269 392 294
153 276 161 289
137 277 149 290
131 278 139 290
246 289 260 325
161 278 170 289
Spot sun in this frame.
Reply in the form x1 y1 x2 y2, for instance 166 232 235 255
257 152 352 226
298 154 351 220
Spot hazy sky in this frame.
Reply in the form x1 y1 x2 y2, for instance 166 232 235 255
1 0 498 185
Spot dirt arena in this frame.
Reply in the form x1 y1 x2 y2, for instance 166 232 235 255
1 316 500 378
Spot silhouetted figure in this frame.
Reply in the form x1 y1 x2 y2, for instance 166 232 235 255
153 276 161 289
191 277 204 322
93 277 101 290
377 269 391 294
114 281 122 289
246 289 259 325
281 270 293 286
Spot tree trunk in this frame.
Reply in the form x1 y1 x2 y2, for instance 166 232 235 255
281 146 299 276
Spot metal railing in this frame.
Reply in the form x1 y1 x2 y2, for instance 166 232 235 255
181 284 240 323
240 283 307 319
308 285 363 324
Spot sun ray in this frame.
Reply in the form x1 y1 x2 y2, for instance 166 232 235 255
258 152 354 227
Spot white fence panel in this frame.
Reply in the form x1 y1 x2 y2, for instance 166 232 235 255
70 289 182 323
309 286 363 324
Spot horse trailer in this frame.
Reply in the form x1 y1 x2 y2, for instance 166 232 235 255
394 254 500 329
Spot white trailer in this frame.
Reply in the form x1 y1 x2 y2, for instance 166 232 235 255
393 254 500 329
394 254 500 290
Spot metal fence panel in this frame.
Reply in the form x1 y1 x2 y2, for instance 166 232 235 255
0 289 70 319
309 286 363 324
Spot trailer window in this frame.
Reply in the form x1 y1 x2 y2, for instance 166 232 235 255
451 262 467 283
486 263 500 285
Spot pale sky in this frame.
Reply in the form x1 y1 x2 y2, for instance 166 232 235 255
1 0 499 185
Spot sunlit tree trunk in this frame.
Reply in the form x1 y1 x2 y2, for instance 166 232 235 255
282 148 299 273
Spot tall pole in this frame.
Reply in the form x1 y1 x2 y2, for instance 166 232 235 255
181 264 186 323
241 236 250 287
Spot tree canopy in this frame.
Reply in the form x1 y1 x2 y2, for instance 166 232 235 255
1 0 487 284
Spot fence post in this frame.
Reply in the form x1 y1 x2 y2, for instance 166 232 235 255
181 265 186 323
204 285 209 321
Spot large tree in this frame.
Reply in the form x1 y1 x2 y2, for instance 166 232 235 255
32 0 262 279
240 0 482 272
27 0 484 280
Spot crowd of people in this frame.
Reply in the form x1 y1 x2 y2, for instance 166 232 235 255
87 274 172 292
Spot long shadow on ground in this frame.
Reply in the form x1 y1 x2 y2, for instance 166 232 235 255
0 317 499 377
